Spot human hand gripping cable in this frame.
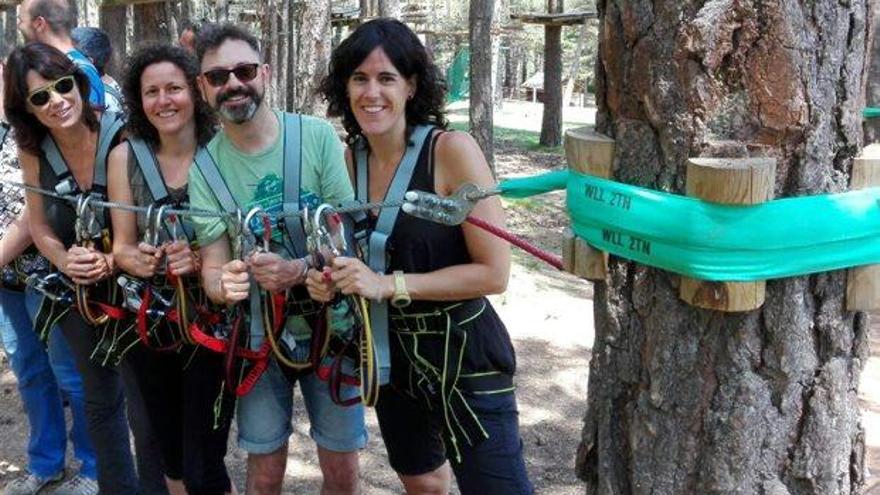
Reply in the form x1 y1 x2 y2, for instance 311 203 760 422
327 256 393 302
249 251 307 293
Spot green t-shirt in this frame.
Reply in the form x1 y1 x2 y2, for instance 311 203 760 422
188 111 355 341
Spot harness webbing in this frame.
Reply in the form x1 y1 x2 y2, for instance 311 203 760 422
354 125 434 385
127 137 194 242
40 111 125 227
281 113 306 257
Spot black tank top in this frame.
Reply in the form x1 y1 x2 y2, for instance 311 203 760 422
38 138 118 249
361 130 517 377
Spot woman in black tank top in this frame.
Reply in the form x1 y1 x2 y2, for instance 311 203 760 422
106 44 235 495
312 19 533 495
4 43 138 494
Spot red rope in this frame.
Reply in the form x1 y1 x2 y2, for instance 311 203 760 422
465 216 564 271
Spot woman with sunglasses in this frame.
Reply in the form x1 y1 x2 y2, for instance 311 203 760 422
3 42 138 494
106 43 237 495
310 19 533 494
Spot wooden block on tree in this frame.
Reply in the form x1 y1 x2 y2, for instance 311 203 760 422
562 227 576 273
564 126 614 281
679 157 776 312
573 236 607 280
847 143 880 310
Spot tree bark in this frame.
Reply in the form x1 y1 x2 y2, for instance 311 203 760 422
99 5 127 80
2 7 17 56
133 2 171 44
377 0 399 18
469 0 495 169
866 11 880 143
291 0 330 115
539 24 563 146
577 2 872 494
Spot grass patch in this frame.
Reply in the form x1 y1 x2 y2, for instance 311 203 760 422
449 122 563 154
503 196 548 214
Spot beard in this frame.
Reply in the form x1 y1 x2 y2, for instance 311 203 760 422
215 85 263 124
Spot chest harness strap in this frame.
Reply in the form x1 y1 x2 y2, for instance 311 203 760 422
354 124 434 386
41 112 126 328
128 138 203 348
190 114 318 395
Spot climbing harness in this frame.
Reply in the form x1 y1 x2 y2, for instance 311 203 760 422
354 124 436 386
304 204 379 407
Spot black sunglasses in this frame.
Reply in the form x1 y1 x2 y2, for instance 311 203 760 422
27 75 76 107
202 63 260 87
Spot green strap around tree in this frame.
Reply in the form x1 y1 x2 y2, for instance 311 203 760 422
865 107 880 119
495 170 880 281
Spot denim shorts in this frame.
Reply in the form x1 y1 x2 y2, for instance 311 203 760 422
236 337 368 454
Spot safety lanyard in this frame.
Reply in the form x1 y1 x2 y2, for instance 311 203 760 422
354 124 434 385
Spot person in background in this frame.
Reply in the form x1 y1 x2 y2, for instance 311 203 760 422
71 26 123 113
17 0 104 108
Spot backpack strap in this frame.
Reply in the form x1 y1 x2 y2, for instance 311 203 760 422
104 85 123 105
281 113 306 257
354 124 434 385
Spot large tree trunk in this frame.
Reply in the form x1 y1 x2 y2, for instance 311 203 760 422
2 7 16 55
577 2 872 494
99 5 127 80
377 0 399 18
539 0 564 146
291 0 330 115
133 2 171 44
469 0 495 169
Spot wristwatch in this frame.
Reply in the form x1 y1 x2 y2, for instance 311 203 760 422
390 270 411 308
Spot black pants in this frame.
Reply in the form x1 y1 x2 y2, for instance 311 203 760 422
125 343 235 495
120 360 171 495
57 311 139 495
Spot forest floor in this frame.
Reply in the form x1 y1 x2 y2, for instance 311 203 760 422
1 100 878 494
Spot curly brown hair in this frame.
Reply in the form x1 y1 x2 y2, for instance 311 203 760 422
319 18 448 146
121 43 216 147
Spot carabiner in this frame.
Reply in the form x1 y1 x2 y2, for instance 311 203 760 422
243 207 271 253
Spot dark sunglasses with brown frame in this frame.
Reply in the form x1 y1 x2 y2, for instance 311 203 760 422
202 63 260 88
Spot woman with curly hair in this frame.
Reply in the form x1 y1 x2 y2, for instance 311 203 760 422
106 43 236 495
310 18 534 494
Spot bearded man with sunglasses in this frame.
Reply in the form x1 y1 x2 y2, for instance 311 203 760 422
187 24 366 495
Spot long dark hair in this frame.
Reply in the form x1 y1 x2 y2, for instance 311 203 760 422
320 18 448 146
3 42 98 155
122 43 216 147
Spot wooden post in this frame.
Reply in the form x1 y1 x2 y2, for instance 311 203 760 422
679 157 776 312
847 143 880 310
564 126 615 280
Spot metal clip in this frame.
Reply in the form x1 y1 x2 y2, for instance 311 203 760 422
401 183 494 226
230 209 245 260
75 194 101 243
244 207 271 254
